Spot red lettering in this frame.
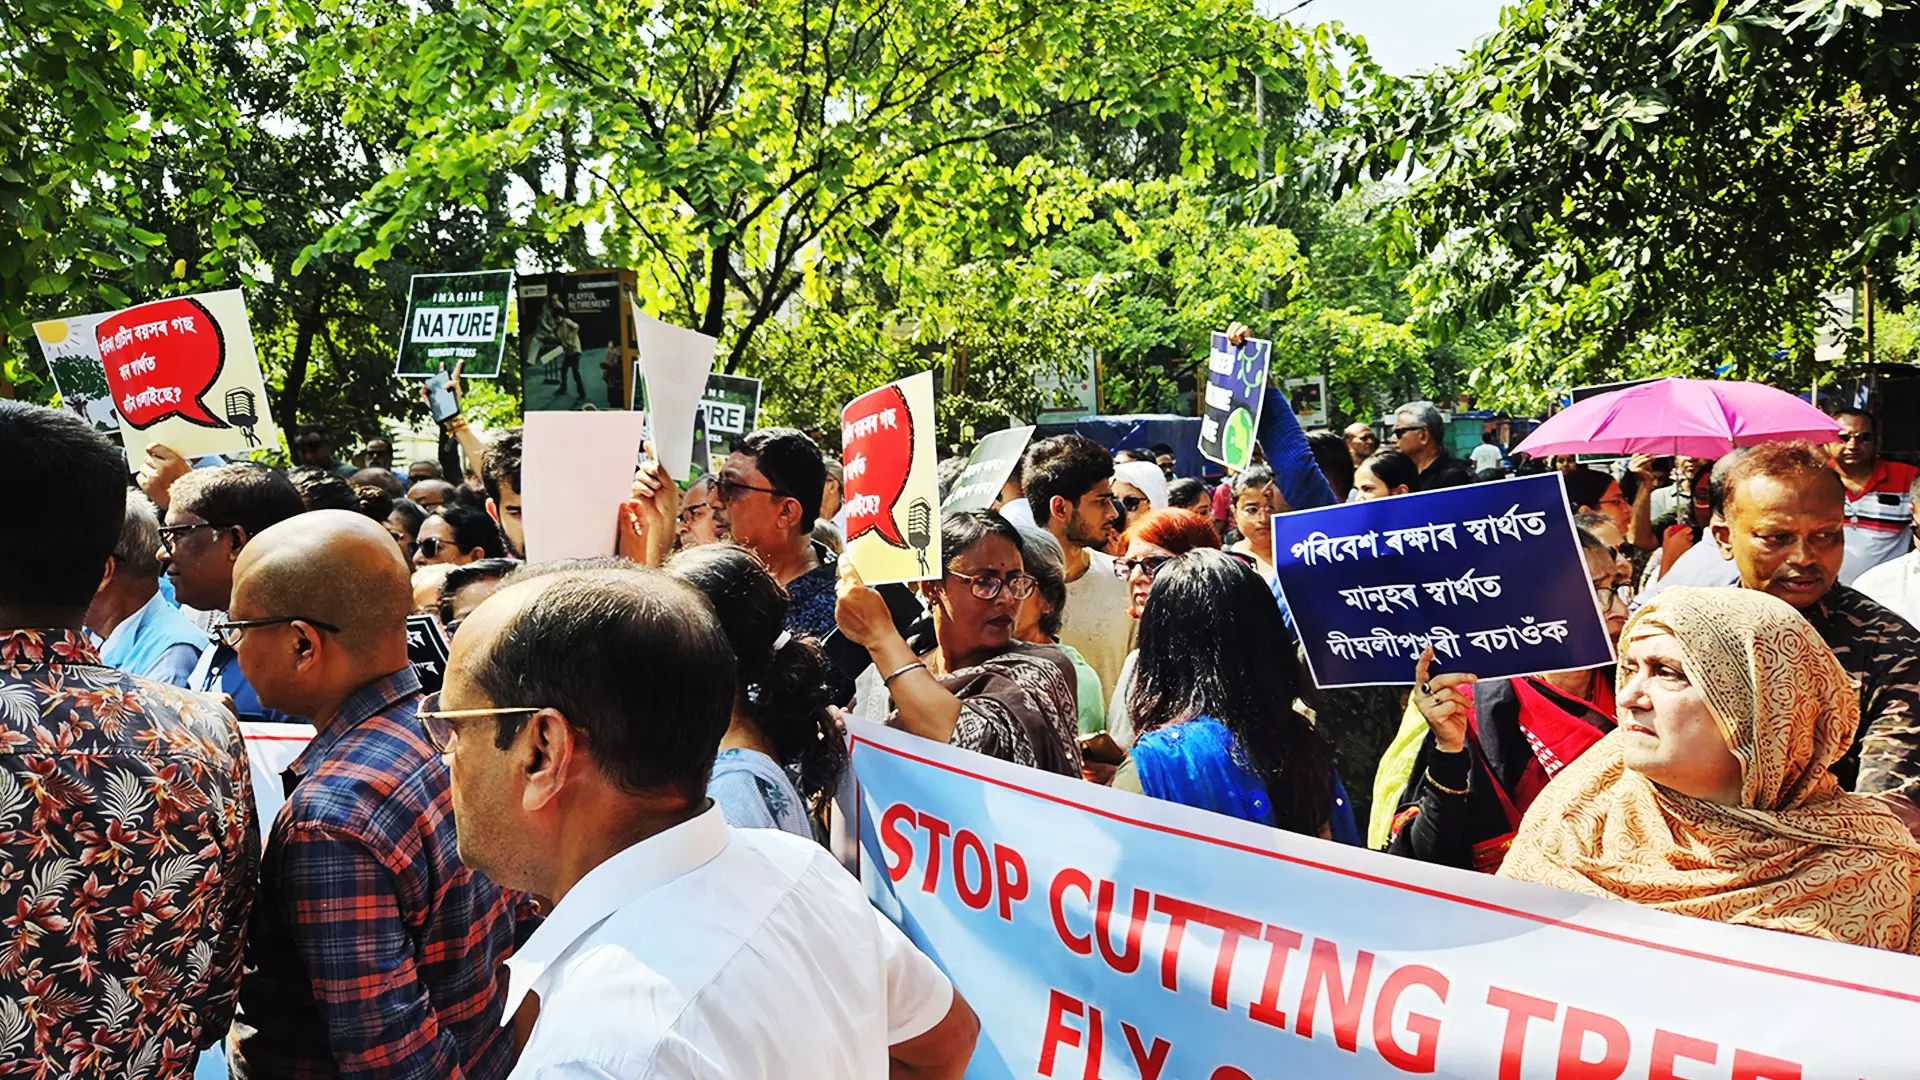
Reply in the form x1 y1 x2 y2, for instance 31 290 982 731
1294 938 1375 1052
1038 989 1084 1077
1650 1030 1717 1080
1731 1048 1802 1080
879 804 915 884
1082 1004 1106 1080
1556 1008 1629 1080
1120 1022 1171 1080
1487 987 1558 1080
1248 924 1305 1030
953 829 992 911
1373 964 1448 1074
1149 895 1261 1008
1049 869 1093 956
1152 893 1200 991
1094 880 1150 975
992 843 1028 921
916 811 950 895
1209 1069 1254 1080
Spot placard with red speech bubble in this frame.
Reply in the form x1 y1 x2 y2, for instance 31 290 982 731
94 289 278 460
841 369 940 584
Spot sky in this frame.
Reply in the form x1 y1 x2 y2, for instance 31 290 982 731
1267 0 1513 75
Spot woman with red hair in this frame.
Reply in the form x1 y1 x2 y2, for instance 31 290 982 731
1105 509 1221 746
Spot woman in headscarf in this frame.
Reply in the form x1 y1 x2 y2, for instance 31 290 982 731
1500 586 1920 952
1108 460 1169 554
837 509 1083 777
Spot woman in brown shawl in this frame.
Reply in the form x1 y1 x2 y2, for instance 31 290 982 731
1500 586 1920 953
837 508 1083 776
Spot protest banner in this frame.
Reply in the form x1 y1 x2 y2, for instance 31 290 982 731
93 289 279 460
1286 374 1328 428
406 613 451 695
701 374 763 442
631 298 719 483
394 270 514 378
942 426 1036 512
33 311 120 439
1199 331 1270 472
849 718 1920 1080
1270 473 1612 688
841 370 940 584
521 411 649 561
517 270 636 413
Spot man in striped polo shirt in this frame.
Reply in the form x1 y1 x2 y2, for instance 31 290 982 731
1831 407 1918 585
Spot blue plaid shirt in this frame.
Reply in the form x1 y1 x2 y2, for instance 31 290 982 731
230 667 535 1079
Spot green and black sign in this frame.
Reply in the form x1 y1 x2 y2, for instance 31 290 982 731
396 270 514 378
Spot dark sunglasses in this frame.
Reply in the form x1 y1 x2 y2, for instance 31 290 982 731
1391 426 1424 438
416 537 457 560
1116 495 1149 514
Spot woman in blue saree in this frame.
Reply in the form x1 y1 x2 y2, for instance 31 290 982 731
1114 549 1359 843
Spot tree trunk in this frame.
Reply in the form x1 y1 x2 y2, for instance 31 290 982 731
281 298 321 428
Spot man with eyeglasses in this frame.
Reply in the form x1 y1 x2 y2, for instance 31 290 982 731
0 402 258 1079
714 427 839 638
1828 408 1917 585
160 463 307 723
224 510 534 1079
1389 400 1473 492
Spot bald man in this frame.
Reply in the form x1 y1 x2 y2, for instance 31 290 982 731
226 510 532 1080
1343 421 1378 467
408 477 458 511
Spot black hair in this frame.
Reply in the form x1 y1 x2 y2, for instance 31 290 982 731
1113 448 1153 464
1020 434 1114 525
435 504 507 559
482 427 522 504
353 485 395 523
388 498 428 541
1149 443 1175 458
350 467 406 498
666 544 847 817
1833 406 1873 432
1127 549 1335 838
740 427 826 532
0 403 127 612
1229 464 1276 498
1562 466 1614 514
467 567 735 799
1165 477 1209 511
169 464 307 538
453 482 489 511
942 508 1022 568
1305 430 1355 497
438 558 518 626
1358 449 1418 492
289 467 359 513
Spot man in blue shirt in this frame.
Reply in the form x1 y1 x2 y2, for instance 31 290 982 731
85 490 208 686
157 462 307 722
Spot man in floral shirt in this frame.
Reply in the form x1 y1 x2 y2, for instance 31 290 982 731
0 402 258 1078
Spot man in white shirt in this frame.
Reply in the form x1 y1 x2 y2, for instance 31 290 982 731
434 565 979 1080
1021 435 1134 697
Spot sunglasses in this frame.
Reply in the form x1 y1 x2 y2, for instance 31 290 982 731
1116 495 1149 514
1391 426 1425 438
945 568 1038 601
416 537 459 560
715 478 788 504
416 692 543 754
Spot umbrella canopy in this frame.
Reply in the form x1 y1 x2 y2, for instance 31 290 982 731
1512 377 1842 459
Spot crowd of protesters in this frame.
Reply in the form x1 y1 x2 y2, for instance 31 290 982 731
4 360 1920 1077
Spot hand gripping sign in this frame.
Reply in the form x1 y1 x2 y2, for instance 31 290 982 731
841 370 940 584
94 289 278 459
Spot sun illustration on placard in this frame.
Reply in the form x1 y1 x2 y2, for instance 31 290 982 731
36 321 69 344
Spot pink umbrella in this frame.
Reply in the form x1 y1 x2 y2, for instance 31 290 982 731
1512 377 1842 459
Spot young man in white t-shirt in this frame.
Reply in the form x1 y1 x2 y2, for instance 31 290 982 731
435 567 979 1080
1022 435 1135 698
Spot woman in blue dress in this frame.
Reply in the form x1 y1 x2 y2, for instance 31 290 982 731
668 543 846 840
1115 548 1359 844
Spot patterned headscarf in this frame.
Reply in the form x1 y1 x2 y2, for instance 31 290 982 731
1499 586 1920 952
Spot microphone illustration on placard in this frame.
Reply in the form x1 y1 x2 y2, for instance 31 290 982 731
224 388 260 447
907 498 933 576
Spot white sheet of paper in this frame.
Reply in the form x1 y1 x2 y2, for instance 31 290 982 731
632 299 718 483
521 410 650 562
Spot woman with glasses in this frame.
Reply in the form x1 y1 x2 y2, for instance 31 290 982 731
411 505 506 570
1372 526 1634 870
1107 461 1168 554
1103 509 1221 748
386 497 427 560
1115 549 1356 843
1225 465 1286 581
837 509 1084 776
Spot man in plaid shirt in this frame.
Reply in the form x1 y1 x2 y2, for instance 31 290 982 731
225 511 535 1078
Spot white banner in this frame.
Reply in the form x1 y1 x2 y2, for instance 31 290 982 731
848 719 1920 1079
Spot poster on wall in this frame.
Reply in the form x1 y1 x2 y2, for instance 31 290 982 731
394 270 514 378
516 270 636 413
